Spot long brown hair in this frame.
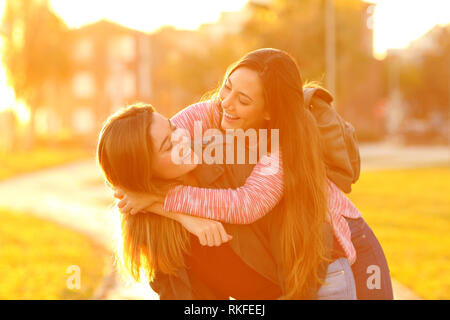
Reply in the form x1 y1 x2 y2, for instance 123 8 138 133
97 104 190 282
226 49 330 299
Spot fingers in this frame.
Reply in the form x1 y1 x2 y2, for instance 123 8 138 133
198 232 207 246
204 229 215 247
117 198 126 208
114 188 124 199
117 195 134 215
120 202 133 215
211 225 222 247
217 222 233 243
119 204 139 216
199 223 232 247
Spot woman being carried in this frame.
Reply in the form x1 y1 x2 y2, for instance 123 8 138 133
114 48 393 299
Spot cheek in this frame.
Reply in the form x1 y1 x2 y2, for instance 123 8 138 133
239 105 266 126
154 153 195 180
153 154 179 179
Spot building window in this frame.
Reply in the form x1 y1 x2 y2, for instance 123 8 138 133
72 72 95 98
123 72 136 97
72 107 95 134
75 38 93 62
109 35 135 62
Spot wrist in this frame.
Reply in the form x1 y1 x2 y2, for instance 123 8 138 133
171 212 184 223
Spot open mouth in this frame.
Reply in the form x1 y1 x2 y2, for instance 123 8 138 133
223 111 240 121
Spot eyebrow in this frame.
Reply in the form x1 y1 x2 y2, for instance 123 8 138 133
227 78 253 102
158 119 173 152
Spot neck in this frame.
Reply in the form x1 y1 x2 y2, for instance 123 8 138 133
179 170 199 187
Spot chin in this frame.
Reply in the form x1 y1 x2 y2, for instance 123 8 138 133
165 163 197 180
180 162 198 177
221 118 238 130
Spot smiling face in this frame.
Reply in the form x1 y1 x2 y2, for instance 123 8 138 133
219 67 269 131
149 112 198 180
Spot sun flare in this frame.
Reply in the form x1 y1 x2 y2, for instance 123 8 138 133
369 0 450 59
1 0 449 124
49 0 248 32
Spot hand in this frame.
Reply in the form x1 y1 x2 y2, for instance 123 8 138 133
176 214 232 247
114 187 163 215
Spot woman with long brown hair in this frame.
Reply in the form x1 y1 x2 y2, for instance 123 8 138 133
98 103 354 299
115 48 393 299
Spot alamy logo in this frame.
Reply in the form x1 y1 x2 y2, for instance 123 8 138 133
170 121 280 175
66 265 81 290
366 265 381 290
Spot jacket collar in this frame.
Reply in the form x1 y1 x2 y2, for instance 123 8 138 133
191 163 225 187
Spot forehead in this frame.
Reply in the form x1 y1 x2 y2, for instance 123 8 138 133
149 112 170 147
229 67 263 98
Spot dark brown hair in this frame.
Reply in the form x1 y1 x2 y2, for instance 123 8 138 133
225 49 330 299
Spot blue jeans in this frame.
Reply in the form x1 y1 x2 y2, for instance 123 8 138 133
317 258 357 300
346 217 394 300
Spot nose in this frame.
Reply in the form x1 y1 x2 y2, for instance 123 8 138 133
171 128 189 145
221 93 235 112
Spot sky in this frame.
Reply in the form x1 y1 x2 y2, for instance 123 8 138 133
1 0 449 120
49 0 248 32
369 0 450 59
48 0 450 59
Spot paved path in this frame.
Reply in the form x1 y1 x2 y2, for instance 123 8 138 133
360 142 449 170
0 161 158 300
1 143 446 299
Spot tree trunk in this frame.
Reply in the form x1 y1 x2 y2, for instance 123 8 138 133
25 106 36 151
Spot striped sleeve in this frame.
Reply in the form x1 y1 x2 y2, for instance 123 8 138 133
170 100 220 136
168 100 360 263
163 152 284 224
327 181 362 265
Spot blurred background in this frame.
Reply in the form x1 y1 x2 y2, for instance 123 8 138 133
0 0 448 300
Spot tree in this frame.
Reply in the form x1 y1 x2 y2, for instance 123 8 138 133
1 0 71 149
398 25 450 120
241 0 385 133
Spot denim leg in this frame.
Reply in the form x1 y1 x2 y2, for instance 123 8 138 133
317 258 357 300
346 217 394 300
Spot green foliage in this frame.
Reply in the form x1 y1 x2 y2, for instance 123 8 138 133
0 209 109 299
1 0 72 149
397 25 450 119
0 147 90 181
151 0 384 135
2 0 71 106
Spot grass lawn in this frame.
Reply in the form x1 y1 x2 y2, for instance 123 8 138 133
0 209 110 299
348 167 450 300
0 148 91 181
0 147 110 299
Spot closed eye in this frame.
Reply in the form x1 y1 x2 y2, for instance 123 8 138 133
159 119 177 152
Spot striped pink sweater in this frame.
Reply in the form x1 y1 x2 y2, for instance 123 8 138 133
167 101 361 264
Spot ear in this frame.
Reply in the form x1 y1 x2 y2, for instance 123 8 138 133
263 110 271 121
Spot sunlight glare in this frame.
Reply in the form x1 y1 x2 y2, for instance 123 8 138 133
370 0 450 59
50 0 249 32
0 0 30 124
